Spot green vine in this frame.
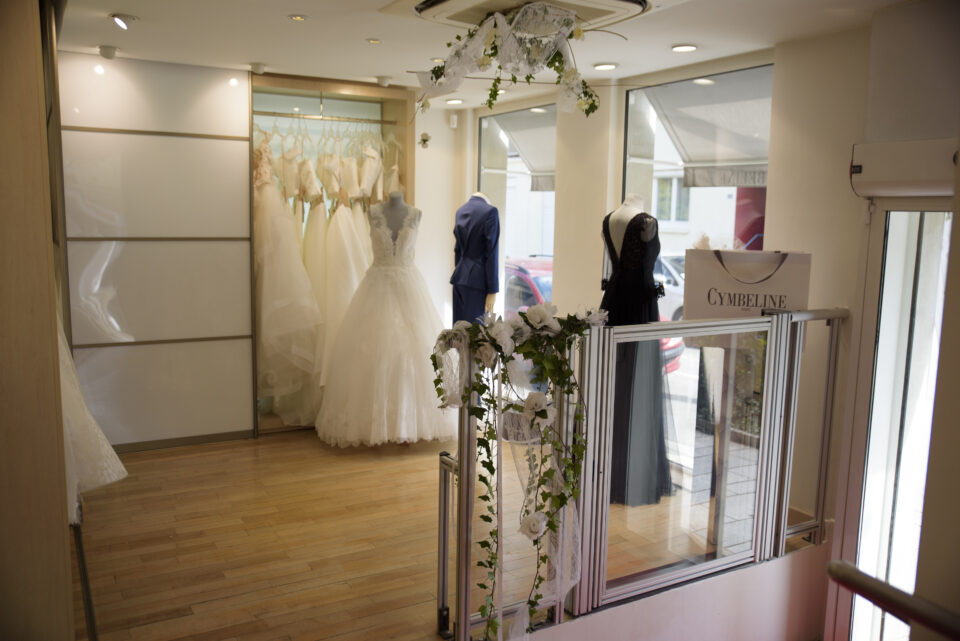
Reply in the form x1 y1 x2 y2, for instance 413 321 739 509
433 305 606 637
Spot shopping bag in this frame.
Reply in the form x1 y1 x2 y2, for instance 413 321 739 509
683 249 811 319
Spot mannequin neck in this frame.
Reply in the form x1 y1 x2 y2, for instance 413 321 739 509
387 191 405 207
472 191 491 204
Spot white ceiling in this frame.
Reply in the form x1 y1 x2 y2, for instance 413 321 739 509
59 0 899 109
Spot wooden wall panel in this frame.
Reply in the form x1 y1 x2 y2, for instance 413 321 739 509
0 0 74 637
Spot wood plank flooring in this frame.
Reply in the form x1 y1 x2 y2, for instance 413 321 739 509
73 432 455 641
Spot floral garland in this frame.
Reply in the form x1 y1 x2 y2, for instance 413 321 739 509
432 303 607 638
417 2 600 116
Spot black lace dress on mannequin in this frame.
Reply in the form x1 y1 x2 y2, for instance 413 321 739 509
600 212 673 506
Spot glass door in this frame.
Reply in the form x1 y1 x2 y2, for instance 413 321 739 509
852 209 953 641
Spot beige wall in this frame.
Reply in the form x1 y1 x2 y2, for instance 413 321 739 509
414 106 463 325
764 27 872 528
0 0 74 637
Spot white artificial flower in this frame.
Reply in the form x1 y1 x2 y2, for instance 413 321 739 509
476 342 498 369
505 357 531 389
481 311 498 327
486 319 515 357
533 405 557 429
509 314 532 344
522 391 548 419
526 303 561 334
562 68 580 84
453 320 473 332
421 98 431 112
477 55 493 71
576 308 608 327
572 25 584 40
519 512 548 541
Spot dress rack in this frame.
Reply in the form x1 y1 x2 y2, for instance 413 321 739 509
252 109 397 126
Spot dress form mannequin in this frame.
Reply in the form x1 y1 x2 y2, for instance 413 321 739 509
370 191 420 232
607 193 654 259
451 192 501 323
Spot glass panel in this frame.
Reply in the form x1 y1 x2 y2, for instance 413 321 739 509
623 65 773 253
479 105 557 319
73 339 254 444
63 132 250 238
853 211 952 641
67 240 251 344
606 330 766 586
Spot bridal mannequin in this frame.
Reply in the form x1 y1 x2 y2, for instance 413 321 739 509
371 190 420 232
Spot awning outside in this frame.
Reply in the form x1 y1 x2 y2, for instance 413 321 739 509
491 106 557 191
642 65 773 187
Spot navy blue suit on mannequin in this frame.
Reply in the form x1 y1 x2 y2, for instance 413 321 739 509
451 195 500 324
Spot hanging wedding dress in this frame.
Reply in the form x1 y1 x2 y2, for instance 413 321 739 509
253 140 323 401
58 317 126 524
316 199 455 446
321 203 369 384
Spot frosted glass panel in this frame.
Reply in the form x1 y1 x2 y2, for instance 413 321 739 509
63 131 249 238
73 340 253 444
59 52 249 137
68 240 251 345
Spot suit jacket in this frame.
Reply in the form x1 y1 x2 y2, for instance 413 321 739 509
450 196 500 294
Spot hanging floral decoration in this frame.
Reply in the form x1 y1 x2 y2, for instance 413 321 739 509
417 2 599 116
432 304 607 638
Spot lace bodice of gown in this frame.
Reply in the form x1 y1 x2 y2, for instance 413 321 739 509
369 205 419 267
600 212 661 326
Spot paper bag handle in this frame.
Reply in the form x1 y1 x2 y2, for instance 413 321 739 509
713 251 790 285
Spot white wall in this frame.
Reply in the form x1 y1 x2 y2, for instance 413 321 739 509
414 106 462 326
534 545 831 641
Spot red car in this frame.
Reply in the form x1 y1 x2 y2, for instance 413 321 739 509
504 257 684 372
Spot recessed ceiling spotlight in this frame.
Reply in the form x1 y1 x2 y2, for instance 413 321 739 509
692 77 715 85
446 98 463 105
431 57 444 64
94 64 105 75
530 107 547 114
293 107 300 112
593 63 618 71
109 13 135 30
288 14 307 22
497 89 506 95
366 38 381 45
228 77 239 87
671 44 697 52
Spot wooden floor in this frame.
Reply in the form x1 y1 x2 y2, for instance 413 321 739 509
73 431 456 641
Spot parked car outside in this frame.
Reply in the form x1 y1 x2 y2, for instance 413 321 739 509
504 256 683 372
655 254 685 321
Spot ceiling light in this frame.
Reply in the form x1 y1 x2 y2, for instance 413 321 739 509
593 63 618 71
530 107 547 114
250 62 265 75
431 57 444 64
98 45 117 59
692 77 715 85
672 44 697 53
288 14 307 22
293 107 300 112
446 98 463 105
228 77 239 87
109 13 134 30
366 38 381 45
94 64 105 75
497 89 506 95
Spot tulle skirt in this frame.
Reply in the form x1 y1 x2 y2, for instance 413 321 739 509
316 263 456 447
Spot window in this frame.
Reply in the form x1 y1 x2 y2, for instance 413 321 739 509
478 105 557 318
623 65 773 253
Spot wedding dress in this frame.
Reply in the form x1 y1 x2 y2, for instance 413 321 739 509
316 203 455 446
321 204 370 384
359 145 383 201
58 317 126 524
253 140 323 400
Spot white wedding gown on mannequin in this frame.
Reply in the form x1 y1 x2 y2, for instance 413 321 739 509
316 205 455 446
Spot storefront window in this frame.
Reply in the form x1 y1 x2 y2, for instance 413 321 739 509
623 65 773 256
478 105 557 319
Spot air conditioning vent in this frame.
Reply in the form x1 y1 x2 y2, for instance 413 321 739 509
380 0 680 30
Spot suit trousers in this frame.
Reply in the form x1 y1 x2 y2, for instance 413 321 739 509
452 285 486 325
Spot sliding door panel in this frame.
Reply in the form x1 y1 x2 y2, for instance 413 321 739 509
68 240 251 345
63 131 249 238
73 340 253 445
